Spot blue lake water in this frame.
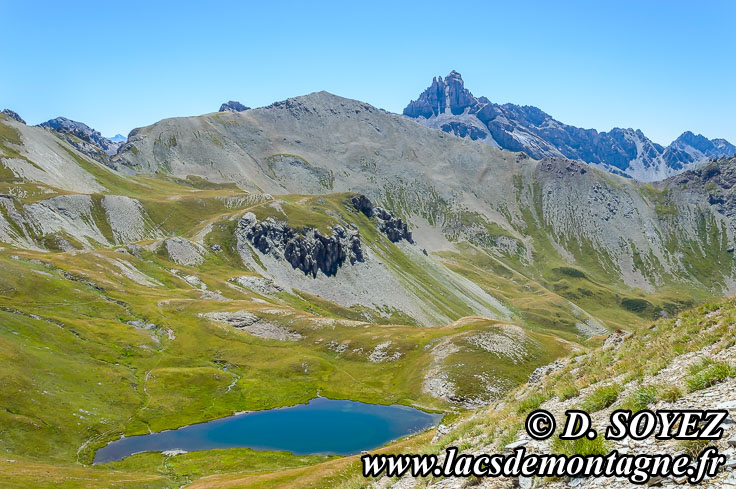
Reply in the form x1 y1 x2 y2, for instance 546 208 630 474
94 397 443 463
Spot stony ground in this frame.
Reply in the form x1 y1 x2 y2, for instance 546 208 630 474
374 328 736 489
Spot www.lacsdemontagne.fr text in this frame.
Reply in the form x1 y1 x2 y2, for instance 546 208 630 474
362 446 726 484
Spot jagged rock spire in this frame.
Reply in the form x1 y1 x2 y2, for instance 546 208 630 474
403 71 478 118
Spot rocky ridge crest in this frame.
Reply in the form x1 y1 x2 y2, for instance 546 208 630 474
39 117 123 163
403 71 736 181
2 109 25 124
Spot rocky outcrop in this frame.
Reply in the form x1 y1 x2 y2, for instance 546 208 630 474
667 158 736 230
219 101 250 112
602 329 631 350
367 341 402 362
350 195 413 243
230 275 283 295
350 195 373 215
39 117 123 163
0 193 159 250
2 109 25 124
237 212 364 277
201 311 302 341
164 237 206 266
102 195 151 243
404 71 736 181
374 207 414 243
528 359 567 384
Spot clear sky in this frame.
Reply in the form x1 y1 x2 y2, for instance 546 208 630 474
2 1 734 145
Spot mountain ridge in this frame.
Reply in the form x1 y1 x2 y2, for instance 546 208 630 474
38 116 124 166
403 71 736 181
104 90 736 298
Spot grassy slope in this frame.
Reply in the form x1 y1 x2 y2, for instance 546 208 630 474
0 230 567 488
380 174 714 339
0 182 723 487
179 292 736 489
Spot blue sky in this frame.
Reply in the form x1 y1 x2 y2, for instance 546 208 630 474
2 1 734 144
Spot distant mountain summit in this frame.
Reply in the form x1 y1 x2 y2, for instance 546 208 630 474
219 101 250 112
108 134 127 143
40 117 123 163
403 71 735 181
2 109 25 124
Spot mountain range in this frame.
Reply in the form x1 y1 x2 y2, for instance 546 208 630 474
403 71 736 181
4 91 736 301
8 73 732 183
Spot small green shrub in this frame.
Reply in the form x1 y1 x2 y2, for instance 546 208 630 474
646 358 668 376
656 385 683 402
621 297 653 313
580 384 620 412
557 383 580 401
678 438 710 457
516 392 548 414
556 267 587 279
551 435 609 456
685 359 736 392
497 430 518 450
622 368 645 384
621 385 657 412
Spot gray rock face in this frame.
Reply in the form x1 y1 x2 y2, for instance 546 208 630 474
230 275 283 295
351 195 413 243
403 70 476 119
404 71 736 181
350 195 373 216
668 158 736 232
2 109 25 124
219 101 250 112
39 117 123 162
237 212 364 277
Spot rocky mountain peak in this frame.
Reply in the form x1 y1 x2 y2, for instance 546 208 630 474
673 131 711 151
219 101 250 113
39 116 123 162
1 109 25 124
108 134 126 143
672 131 735 157
403 70 479 119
